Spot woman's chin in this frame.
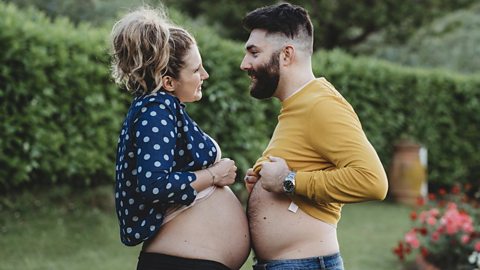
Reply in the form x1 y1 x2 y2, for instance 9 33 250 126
195 91 202 101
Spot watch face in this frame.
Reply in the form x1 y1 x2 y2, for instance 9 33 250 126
284 180 294 193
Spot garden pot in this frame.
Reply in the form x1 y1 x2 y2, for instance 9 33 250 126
388 140 427 206
415 255 440 270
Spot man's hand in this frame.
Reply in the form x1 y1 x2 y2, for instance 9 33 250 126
258 156 290 193
244 168 259 193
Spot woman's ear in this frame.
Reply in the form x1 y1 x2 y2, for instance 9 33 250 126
161 76 176 92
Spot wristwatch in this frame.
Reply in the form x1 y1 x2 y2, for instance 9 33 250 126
283 171 296 194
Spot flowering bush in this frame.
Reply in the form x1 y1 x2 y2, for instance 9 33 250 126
393 183 480 269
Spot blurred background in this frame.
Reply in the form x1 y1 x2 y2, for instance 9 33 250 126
0 0 479 269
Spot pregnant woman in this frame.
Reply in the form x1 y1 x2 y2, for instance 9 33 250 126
110 7 250 270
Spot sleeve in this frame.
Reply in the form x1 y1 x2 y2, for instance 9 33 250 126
253 156 268 174
133 102 197 206
294 98 388 203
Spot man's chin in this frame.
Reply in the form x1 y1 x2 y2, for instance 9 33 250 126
250 89 272 100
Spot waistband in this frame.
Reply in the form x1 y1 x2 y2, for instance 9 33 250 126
254 253 343 270
137 252 230 270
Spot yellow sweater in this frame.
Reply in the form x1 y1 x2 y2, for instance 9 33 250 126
253 78 388 225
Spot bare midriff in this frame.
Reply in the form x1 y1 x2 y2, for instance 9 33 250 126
248 183 339 260
143 187 250 270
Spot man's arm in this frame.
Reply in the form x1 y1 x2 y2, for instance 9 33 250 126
294 98 388 203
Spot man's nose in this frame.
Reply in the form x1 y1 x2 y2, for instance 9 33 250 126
240 55 250 71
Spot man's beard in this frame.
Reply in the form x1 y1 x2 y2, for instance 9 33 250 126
249 51 280 99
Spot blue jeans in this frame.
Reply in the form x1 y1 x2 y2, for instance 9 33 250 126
252 253 344 270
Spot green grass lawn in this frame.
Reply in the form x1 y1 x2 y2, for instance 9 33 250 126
338 201 412 270
0 186 412 270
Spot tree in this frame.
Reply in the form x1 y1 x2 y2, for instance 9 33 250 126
162 0 476 51
6 0 476 51
355 3 480 74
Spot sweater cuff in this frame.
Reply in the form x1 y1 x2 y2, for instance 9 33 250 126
294 171 326 201
294 171 309 196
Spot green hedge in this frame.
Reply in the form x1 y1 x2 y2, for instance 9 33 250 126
1 2 479 192
0 3 272 192
0 2 127 189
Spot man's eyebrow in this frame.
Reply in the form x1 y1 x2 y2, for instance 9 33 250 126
245 44 257 51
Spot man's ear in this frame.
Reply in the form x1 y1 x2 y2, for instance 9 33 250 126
161 75 176 92
281 45 295 66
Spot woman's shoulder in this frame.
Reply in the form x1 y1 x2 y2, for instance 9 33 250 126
129 91 182 115
139 91 180 108
125 91 182 124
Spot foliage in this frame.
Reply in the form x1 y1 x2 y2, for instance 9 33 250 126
1 2 480 191
2 0 138 26
0 2 273 192
393 184 480 269
356 2 480 75
162 0 476 51
0 2 127 190
4 0 476 51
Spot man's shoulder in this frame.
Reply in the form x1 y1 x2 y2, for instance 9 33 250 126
309 78 343 98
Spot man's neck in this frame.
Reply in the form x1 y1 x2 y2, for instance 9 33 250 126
275 69 315 101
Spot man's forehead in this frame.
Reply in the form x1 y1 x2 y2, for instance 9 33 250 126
244 29 270 49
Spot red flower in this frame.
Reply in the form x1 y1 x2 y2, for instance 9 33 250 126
405 229 420 248
431 231 440 242
417 196 426 206
475 241 480 252
393 241 405 260
461 234 470 244
420 247 429 258
451 185 460 194
394 182 480 267
418 227 428 236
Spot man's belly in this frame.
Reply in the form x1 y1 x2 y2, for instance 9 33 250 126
247 183 340 260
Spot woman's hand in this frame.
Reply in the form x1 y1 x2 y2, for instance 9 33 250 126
244 168 259 193
208 158 237 186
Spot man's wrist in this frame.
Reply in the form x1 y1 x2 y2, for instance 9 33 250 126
283 171 296 194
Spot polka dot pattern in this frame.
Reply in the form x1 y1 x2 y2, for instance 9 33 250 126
114 92 217 246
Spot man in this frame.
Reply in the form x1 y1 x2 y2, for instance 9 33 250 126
240 3 388 270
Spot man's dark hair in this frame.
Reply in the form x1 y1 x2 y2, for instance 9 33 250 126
242 2 313 40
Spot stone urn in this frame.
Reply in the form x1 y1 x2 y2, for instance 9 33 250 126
388 139 428 205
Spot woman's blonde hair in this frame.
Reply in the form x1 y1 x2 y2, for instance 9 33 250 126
110 7 195 95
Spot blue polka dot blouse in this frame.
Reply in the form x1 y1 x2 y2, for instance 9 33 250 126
114 91 218 246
